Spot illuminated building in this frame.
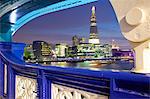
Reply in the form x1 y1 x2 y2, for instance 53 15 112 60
55 43 68 57
33 41 52 61
80 37 86 44
24 44 35 60
75 6 112 59
77 43 96 58
88 6 100 44
67 46 78 58
100 44 112 57
72 35 86 46
77 43 112 58
111 39 120 50
72 35 80 46
112 49 133 58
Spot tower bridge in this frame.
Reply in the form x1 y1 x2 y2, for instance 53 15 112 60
0 0 150 99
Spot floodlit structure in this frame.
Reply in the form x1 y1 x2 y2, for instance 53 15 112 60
0 0 149 99
55 43 68 58
111 0 150 73
89 6 100 44
33 41 52 62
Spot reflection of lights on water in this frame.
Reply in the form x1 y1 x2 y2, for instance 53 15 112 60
111 70 120 72
51 62 68 67
77 61 104 67
89 63 98 66
89 68 100 71
89 61 102 66
10 10 17 23
77 61 90 67
44 60 111 69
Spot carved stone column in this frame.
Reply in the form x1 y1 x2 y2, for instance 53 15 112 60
110 0 150 73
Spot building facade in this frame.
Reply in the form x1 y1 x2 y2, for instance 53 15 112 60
24 44 35 61
55 43 68 58
33 41 52 62
77 43 112 59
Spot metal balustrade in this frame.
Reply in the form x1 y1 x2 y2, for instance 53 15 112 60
0 42 149 99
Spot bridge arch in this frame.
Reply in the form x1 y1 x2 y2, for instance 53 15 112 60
0 0 98 41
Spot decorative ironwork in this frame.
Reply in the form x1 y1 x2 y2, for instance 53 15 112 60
52 84 108 99
16 76 37 99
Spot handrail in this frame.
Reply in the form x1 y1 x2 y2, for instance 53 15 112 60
1 50 149 80
0 42 149 99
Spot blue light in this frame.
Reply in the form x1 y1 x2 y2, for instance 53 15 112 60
10 0 98 36
9 10 17 24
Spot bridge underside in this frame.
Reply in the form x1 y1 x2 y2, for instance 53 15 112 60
0 0 97 41
0 0 64 41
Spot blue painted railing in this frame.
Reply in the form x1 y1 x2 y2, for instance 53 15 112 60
0 42 149 99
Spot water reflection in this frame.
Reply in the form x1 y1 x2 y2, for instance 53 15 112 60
42 60 134 71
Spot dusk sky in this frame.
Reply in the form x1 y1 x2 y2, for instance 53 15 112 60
13 0 131 49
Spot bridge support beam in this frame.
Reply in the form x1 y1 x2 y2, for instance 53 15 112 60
0 33 12 42
7 64 15 99
38 70 50 99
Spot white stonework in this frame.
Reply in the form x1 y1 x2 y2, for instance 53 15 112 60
89 39 100 44
110 0 150 73
126 7 145 26
52 84 108 99
16 76 37 99
143 42 150 71
91 23 97 26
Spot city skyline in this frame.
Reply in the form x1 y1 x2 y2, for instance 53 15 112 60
13 0 131 49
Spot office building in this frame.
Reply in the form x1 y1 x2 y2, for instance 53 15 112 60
33 41 52 61
55 43 68 57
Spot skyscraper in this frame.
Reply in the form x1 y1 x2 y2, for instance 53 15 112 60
72 35 85 46
72 35 80 46
33 41 52 61
89 6 100 44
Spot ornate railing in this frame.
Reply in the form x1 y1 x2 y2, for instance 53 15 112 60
0 42 149 99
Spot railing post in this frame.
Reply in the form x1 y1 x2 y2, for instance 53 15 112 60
38 70 50 99
109 78 116 99
7 64 15 99
0 58 4 97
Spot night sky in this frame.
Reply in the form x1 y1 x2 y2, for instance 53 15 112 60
13 0 131 49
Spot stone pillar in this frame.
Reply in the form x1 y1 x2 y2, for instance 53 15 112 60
110 0 150 73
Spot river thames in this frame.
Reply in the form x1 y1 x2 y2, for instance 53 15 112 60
42 60 134 71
